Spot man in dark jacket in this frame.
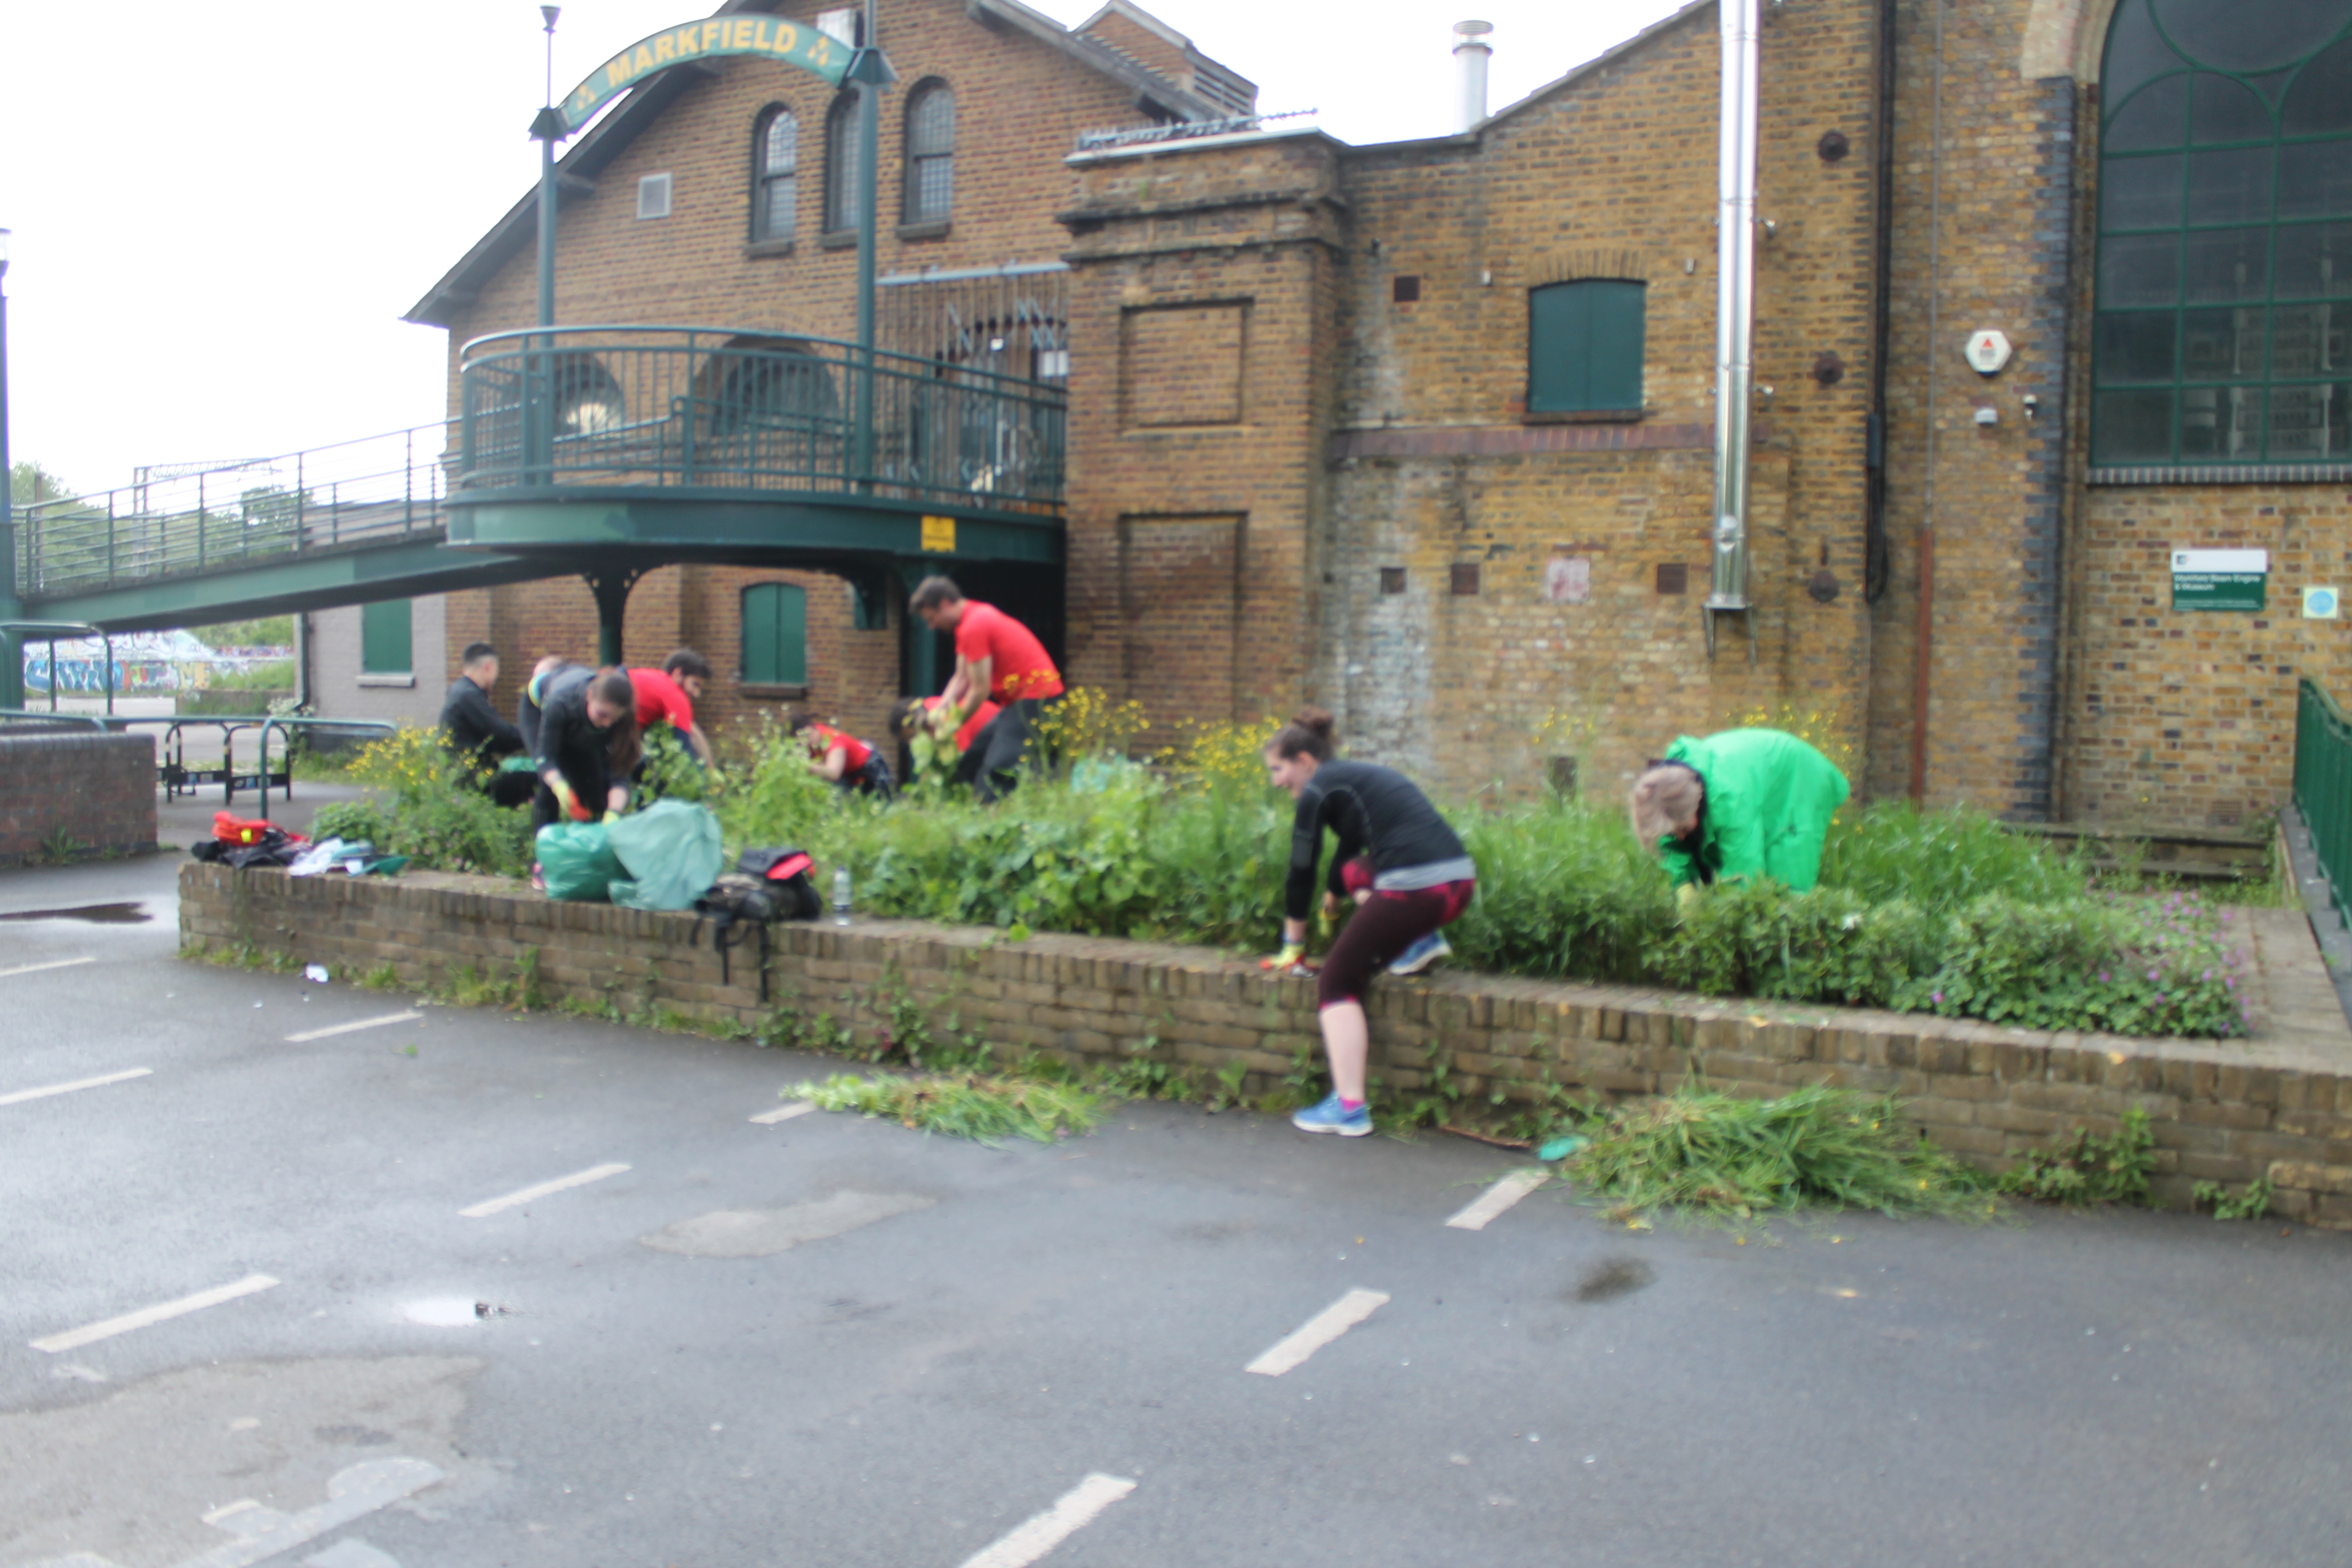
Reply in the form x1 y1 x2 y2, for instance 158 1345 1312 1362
439 643 536 807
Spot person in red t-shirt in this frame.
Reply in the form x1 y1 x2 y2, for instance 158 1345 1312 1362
790 713 896 798
909 576 1063 802
628 649 715 766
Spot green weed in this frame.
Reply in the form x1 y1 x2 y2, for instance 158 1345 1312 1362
790 1071 1104 1145
2193 1173 2275 1220
1996 1108 2156 1205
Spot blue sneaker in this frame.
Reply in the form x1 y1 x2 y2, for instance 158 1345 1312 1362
1387 930 1452 976
1292 1092 1373 1137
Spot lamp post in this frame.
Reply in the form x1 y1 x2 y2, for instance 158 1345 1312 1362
0 227 20 711
529 7 564 485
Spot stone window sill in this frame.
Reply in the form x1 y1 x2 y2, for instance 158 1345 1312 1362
356 674 415 688
818 229 861 251
1522 407 1646 426
740 682 810 701
744 237 797 259
896 220 951 242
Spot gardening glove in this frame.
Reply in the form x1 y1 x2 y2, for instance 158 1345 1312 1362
602 809 623 825
1260 942 1308 973
1676 881 1702 914
552 778 588 821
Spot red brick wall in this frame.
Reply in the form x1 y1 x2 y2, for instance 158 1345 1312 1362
0 735 157 865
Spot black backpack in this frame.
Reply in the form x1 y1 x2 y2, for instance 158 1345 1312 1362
690 848 823 998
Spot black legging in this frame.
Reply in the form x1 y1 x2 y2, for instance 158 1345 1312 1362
956 694 1060 803
1316 883 1474 1010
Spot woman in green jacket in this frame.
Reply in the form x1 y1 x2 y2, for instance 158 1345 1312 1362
1629 728 1850 892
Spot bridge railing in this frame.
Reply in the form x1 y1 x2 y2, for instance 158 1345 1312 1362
14 423 458 600
456 325 1066 513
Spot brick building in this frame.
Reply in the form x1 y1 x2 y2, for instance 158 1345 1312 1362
391 0 2352 828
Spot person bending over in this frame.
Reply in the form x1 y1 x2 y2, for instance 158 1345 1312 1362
908 576 1063 803
1627 727 1850 899
629 649 715 767
791 712 896 799
1264 708 1477 1138
888 693 1002 764
518 656 588 758
532 668 641 843
439 642 536 807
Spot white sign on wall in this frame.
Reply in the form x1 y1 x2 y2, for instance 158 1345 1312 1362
1964 329 2013 374
1544 557 1592 604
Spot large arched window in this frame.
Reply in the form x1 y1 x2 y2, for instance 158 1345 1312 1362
903 81 955 225
824 92 861 235
753 105 798 243
2093 0 2352 468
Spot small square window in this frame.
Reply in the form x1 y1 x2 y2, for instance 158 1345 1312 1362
1379 567 1407 595
1392 275 1422 304
1656 563 1689 595
636 173 673 220
1450 563 1480 596
816 6 862 46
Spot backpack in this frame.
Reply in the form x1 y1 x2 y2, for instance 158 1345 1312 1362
689 850 822 999
733 847 824 921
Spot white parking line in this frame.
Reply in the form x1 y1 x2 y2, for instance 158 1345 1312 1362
0 956 95 980
749 1101 816 1125
31 1273 280 1354
284 1011 422 1044
0 1066 153 1109
958 1473 1137 1568
1444 1167 1550 1231
1245 1288 1391 1376
459 1162 631 1218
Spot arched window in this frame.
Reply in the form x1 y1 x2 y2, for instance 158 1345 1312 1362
2093 0 2352 467
824 92 861 235
1527 280 1645 415
903 81 956 225
753 105 798 243
741 582 808 688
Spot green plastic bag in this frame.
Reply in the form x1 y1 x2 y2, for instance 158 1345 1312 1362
605 799 725 912
536 821 623 901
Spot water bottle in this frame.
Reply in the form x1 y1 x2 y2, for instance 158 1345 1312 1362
831 865 852 926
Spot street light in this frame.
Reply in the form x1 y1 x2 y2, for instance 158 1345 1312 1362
0 226 20 710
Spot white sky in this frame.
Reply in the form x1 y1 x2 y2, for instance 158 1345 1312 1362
0 0 1687 498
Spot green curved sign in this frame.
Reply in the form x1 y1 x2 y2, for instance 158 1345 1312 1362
560 16 851 134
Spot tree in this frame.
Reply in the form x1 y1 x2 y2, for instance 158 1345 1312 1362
10 460 75 507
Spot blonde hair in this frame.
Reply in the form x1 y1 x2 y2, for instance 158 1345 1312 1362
1629 764 1704 847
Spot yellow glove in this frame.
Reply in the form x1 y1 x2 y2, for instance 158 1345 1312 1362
602 809 623 825
1676 882 1702 913
551 778 586 821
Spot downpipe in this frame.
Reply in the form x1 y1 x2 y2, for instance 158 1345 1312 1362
1706 0 1761 660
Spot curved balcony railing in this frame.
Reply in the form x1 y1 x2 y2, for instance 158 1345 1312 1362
12 425 456 601
455 324 1068 515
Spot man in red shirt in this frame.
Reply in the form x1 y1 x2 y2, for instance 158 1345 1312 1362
628 649 715 766
910 576 1063 802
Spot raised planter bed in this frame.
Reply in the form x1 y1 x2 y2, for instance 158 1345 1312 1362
178 862 2352 1227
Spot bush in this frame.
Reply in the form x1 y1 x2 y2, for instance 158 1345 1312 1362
343 726 535 878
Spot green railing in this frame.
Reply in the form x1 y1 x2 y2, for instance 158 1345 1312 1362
2295 676 2352 922
14 424 456 600
455 325 1066 513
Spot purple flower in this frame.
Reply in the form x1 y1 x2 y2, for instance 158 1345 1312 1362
1931 990 1944 1004
2099 971 2110 983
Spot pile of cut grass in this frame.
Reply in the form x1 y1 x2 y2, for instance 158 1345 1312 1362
1565 1085 1999 1224
791 1071 1103 1146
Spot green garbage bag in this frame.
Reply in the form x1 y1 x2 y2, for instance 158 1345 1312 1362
536 821 623 901
605 799 725 912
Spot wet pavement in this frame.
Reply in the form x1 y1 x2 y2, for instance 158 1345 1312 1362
3 842 2351 1567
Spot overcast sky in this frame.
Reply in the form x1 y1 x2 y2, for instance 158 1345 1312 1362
0 0 1688 498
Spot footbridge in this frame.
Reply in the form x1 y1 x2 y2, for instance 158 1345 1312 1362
7 325 1066 684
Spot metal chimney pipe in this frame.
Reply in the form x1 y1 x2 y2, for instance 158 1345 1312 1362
1452 21 1493 133
1707 0 1761 618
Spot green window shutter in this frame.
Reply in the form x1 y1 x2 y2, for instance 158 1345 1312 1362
360 599 412 674
741 583 808 685
1528 281 1645 413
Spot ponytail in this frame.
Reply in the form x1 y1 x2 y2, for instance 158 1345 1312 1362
1266 705 1338 763
594 668 643 775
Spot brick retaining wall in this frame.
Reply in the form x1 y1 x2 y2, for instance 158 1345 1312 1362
179 862 2352 1227
0 733 157 865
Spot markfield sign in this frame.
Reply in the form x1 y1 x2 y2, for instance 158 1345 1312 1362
561 17 851 134
2171 548 2268 612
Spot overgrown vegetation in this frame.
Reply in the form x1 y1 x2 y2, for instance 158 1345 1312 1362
1559 1085 1999 1225
1996 1108 2156 1205
315 705 2252 1038
789 1071 1103 1145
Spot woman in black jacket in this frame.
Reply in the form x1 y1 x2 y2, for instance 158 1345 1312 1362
531 668 641 834
1263 708 1476 1137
